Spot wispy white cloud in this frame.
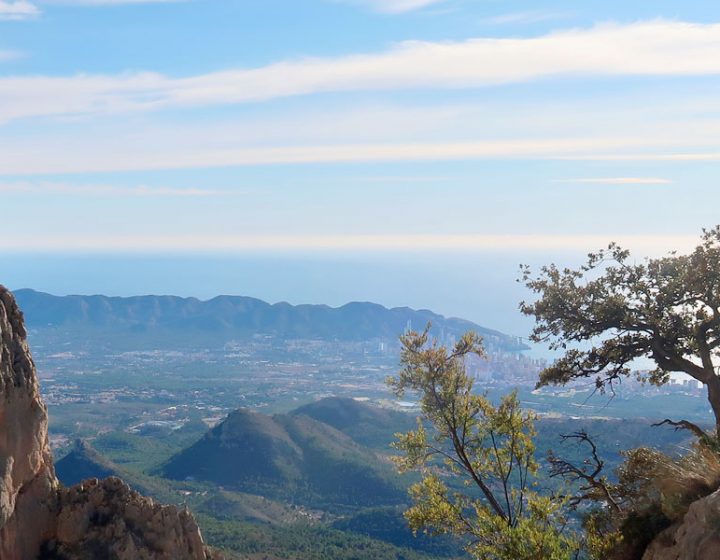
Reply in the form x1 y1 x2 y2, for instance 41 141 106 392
480 10 573 25
559 177 674 185
558 153 720 162
0 140 616 175
337 0 444 14
2 21 720 123
0 233 699 255
40 0 183 5
2 92 720 174
48 0 433 9
0 50 22 61
2 141 718 176
0 181 238 197
0 0 40 20
349 175 452 183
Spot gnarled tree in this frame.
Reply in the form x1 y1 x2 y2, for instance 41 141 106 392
521 226 720 437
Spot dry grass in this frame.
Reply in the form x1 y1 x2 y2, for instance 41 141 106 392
651 445 720 520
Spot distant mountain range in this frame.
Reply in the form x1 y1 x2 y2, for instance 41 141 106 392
14 289 526 351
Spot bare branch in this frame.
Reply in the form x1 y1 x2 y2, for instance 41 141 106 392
652 418 709 440
548 431 621 512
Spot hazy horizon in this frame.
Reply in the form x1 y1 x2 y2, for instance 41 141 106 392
0 242 694 339
2 0 718 336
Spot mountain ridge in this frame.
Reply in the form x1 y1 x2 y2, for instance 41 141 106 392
291 397 416 449
13 288 526 351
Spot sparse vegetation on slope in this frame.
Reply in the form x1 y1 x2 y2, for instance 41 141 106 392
292 396 416 449
160 407 406 508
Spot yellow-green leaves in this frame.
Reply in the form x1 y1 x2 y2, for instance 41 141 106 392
389 328 578 560
468 494 575 560
391 421 428 472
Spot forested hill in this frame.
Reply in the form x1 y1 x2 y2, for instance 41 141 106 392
14 289 526 351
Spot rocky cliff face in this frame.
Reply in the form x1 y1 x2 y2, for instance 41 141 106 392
643 487 720 560
0 287 58 559
0 286 220 560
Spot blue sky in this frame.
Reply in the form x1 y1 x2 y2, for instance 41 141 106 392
1 0 719 333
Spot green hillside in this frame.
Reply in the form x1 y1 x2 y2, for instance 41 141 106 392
160 405 406 508
55 439 119 486
291 397 416 449
55 399 690 560
332 506 466 557
55 439 181 505
198 515 461 560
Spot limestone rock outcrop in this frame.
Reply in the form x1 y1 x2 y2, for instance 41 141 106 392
0 287 58 559
642 487 720 560
47 477 210 560
0 286 220 560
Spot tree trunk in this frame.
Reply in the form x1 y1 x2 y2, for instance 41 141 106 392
706 375 720 439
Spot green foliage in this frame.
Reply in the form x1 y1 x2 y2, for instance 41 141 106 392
465 494 574 560
518 225 720 557
331 506 465 557
388 328 578 560
197 515 454 560
521 226 720 434
580 510 624 560
93 428 206 472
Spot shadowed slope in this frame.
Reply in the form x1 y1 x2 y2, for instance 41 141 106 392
161 407 405 507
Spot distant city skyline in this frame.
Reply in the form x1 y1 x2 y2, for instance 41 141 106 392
1 0 717 334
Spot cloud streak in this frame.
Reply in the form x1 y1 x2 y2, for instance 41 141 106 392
560 177 674 185
480 10 573 25
0 181 236 197
0 50 22 61
2 92 720 174
41 0 184 5
0 233 699 255
342 0 445 14
2 21 720 123
0 0 39 19
1 140 718 175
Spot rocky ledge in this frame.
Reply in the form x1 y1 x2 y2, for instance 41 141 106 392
643 487 720 560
